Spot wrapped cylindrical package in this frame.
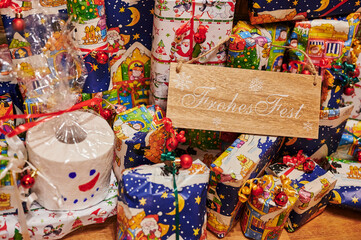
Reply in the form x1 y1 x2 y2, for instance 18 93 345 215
105 0 153 109
26 110 115 210
150 0 235 109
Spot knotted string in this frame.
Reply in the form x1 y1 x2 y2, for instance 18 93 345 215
175 39 320 87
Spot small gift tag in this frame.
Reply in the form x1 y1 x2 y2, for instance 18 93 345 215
167 63 322 138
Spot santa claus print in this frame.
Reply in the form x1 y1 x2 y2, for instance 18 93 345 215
136 215 163 240
169 22 192 61
107 26 130 54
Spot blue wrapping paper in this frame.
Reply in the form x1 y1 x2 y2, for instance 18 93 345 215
327 157 361 211
117 160 209 240
267 161 336 232
250 0 361 25
105 0 153 107
207 134 282 238
281 105 353 160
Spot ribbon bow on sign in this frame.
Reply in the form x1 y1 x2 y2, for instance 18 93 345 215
283 150 315 175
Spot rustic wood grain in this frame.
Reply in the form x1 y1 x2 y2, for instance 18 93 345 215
166 63 322 139
63 206 361 239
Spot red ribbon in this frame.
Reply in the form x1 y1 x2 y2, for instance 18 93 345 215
0 0 21 13
0 98 102 137
80 44 110 59
283 150 311 176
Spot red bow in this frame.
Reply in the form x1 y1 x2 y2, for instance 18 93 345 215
162 118 186 152
283 150 315 175
0 98 103 137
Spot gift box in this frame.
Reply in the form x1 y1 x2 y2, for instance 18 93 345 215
250 0 361 25
327 157 361 211
281 105 353 160
0 172 117 239
239 175 298 240
150 0 235 109
267 153 337 232
332 119 361 160
117 160 209 240
67 0 111 93
105 0 153 108
284 14 360 109
206 134 282 238
113 105 166 180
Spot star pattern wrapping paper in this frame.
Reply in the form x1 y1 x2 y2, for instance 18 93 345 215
250 0 361 25
267 161 337 232
117 160 209 240
207 134 282 238
105 0 153 108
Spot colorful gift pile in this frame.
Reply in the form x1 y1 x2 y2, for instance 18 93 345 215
332 119 361 160
227 21 290 72
267 151 337 232
105 0 153 109
238 175 298 240
150 0 235 109
207 134 282 238
67 0 111 93
327 157 361 211
113 105 166 180
249 0 361 25
117 160 209 240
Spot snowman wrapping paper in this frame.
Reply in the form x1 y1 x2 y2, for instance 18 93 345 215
150 0 235 110
105 0 153 109
267 158 337 232
207 134 282 238
117 160 209 240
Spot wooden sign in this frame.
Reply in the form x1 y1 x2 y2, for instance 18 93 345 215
166 63 322 138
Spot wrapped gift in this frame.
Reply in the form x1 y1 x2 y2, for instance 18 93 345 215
250 0 361 25
117 160 209 240
150 0 235 109
1 173 117 239
113 105 166 180
105 0 153 108
239 175 298 240
327 157 361 211
0 44 12 82
332 119 361 160
207 134 282 238
281 105 353 161
284 14 360 109
267 152 337 232
67 0 111 93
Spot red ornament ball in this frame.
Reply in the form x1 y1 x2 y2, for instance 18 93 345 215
357 151 361 162
301 69 311 75
344 85 355 96
12 17 25 32
101 109 113 120
20 174 35 189
352 68 360 78
303 159 315 173
252 185 263 197
180 154 193 169
274 191 288 207
95 52 109 64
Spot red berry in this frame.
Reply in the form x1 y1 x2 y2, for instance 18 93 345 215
180 154 193 169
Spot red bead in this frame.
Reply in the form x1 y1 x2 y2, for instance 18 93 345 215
252 185 263 197
301 70 311 75
344 85 355 96
101 109 113 120
95 52 109 64
303 159 315 173
20 174 35 189
180 154 193 169
274 192 288 207
12 17 25 32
